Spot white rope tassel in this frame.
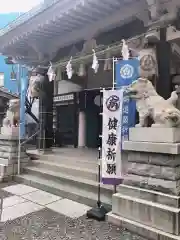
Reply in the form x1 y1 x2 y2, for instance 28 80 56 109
121 39 129 60
66 56 73 79
47 63 56 82
92 49 99 73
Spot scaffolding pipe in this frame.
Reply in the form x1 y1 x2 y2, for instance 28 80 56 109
17 64 21 175
17 123 21 175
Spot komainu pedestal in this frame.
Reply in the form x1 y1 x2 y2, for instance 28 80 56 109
0 135 29 182
107 128 180 240
0 98 29 181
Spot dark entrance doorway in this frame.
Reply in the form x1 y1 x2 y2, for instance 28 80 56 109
54 93 78 147
85 90 102 148
56 104 75 146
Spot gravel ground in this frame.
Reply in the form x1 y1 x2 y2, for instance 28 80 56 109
0 208 147 240
0 182 148 240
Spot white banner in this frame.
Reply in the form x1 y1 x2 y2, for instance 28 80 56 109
102 89 124 185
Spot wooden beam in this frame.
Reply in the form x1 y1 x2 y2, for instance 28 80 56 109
0 0 75 46
49 0 147 56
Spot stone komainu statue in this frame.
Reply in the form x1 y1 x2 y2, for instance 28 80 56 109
126 78 180 128
28 74 45 98
3 99 20 127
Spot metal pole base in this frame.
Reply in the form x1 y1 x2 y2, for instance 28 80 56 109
86 205 111 221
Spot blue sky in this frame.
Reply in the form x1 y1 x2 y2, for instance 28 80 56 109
0 0 42 13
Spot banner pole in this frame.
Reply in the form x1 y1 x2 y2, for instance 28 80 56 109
112 57 115 90
18 123 21 175
18 75 21 175
86 88 110 221
113 56 117 194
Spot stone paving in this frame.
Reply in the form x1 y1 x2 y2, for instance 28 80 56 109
0 182 147 240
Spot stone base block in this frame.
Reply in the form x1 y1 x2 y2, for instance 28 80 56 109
107 213 180 240
0 162 28 182
118 184 180 208
1 126 19 137
0 135 29 181
123 174 180 195
111 192 180 235
127 162 180 181
123 141 180 154
129 127 180 143
118 136 180 238
127 151 180 167
122 149 180 195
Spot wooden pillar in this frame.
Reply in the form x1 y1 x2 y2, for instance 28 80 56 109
38 68 54 150
78 111 86 147
73 93 78 148
156 27 172 99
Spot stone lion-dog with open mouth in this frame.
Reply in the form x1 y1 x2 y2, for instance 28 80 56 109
126 77 180 128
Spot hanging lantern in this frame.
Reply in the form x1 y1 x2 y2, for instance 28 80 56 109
82 39 97 55
66 57 73 79
104 47 112 71
11 71 16 80
139 47 157 78
10 65 16 80
78 63 86 77
121 39 129 60
92 49 99 73
56 67 62 81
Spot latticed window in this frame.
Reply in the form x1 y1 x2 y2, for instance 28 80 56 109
10 71 17 80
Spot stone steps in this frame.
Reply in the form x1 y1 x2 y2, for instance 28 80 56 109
16 149 114 207
27 148 98 160
14 171 113 207
23 166 111 192
31 160 98 181
39 155 98 170
109 192 180 236
27 150 98 170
